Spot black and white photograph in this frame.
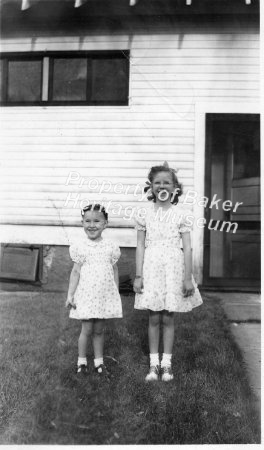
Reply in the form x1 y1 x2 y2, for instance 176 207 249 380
0 0 261 445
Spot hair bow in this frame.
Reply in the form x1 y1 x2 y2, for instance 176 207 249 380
163 160 178 174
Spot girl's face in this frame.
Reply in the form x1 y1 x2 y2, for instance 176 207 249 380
82 210 107 240
151 171 175 202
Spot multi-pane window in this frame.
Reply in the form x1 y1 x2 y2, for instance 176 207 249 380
8 59 42 102
0 51 129 105
51 58 87 102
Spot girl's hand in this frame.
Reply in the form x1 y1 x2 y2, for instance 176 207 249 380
183 279 195 297
65 297 76 309
133 276 144 294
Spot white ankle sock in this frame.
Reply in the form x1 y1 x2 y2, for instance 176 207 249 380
94 357 104 368
78 357 87 367
150 353 159 366
161 353 172 368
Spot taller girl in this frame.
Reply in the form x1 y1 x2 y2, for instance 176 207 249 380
133 162 203 382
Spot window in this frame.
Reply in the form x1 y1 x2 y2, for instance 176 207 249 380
0 51 129 106
0 59 4 102
8 59 42 102
232 121 260 180
90 58 129 103
51 58 87 102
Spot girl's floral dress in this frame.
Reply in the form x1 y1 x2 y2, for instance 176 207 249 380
134 204 203 312
69 238 122 320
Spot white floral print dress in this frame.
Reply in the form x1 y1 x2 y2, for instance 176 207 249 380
134 204 203 312
69 238 122 320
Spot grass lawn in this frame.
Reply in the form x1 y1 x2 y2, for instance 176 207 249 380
0 291 260 445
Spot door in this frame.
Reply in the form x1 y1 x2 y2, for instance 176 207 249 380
203 114 260 290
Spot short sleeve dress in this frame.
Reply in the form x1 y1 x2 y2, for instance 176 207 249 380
69 237 122 320
134 204 203 312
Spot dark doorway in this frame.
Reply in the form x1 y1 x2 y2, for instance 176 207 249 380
203 113 260 290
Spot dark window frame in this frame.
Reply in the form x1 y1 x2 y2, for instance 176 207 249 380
0 51 130 106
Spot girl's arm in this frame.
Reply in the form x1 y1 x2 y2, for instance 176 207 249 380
133 230 146 293
65 263 81 309
181 232 195 297
113 263 119 290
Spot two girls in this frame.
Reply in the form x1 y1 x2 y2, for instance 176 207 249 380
66 163 202 380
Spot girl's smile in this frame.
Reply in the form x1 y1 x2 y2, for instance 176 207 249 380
158 189 170 201
152 171 175 204
82 210 107 240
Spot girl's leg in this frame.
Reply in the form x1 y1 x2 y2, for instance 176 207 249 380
162 311 175 354
92 319 105 359
92 319 105 372
146 311 160 381
77 320 93 373
148 310 160 354
161 311 174 381
78 320 93 357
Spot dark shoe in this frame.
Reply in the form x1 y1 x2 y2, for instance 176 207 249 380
145 365 160 381
94 364 109 375
76 364 88 375
160 366 174 382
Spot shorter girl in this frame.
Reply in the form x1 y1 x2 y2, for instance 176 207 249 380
133 162 203 382
66 204 122 375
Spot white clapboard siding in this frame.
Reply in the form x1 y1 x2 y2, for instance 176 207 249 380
131 86 258 95
0 203 147 213
0 199 149 211
0 33 258 50
0 37 259 59
0 119 194 129
132 73 260 81
0 218 136 230
0 28 259 237
2 152 194 161
131 65 258 74
0 113 195 122
0 167 193 177
0 104 193 113
2 159 193 169
0 145 194 154
0 137 195 145
132 80 258 90
131 48 259 58
0 200 190 222
132 57 258 66
0 196 155 205
130 96 259 105
0 184 194 194
0 185 193 194
2 42 254 53
0 191 192 202
0 216 136 227
0 128 194 137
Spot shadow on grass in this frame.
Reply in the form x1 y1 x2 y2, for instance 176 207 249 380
0 292 260 444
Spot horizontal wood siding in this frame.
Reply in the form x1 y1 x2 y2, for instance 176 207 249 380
0 29 259 233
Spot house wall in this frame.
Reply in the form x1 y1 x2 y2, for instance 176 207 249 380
0 20 259 282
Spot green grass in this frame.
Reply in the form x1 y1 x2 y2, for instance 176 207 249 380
0 291 260 444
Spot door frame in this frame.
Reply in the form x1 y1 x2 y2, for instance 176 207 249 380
193 102 260 286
